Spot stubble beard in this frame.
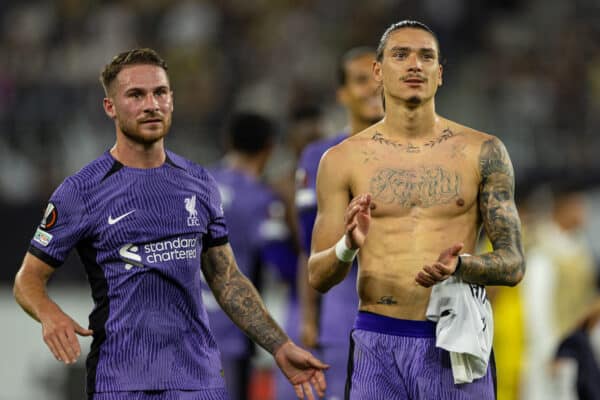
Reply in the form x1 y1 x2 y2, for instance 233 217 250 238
119 119 170 146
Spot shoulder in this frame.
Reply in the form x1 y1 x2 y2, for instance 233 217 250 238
444 120 512 169
166 150 217 185
447 125 514 186
443 120 493 145
448 121 508 153
166 151 207 176
322 127 373 161
61 152 116 193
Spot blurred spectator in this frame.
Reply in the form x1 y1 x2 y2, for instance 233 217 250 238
552 297 600 400
521 181 598 400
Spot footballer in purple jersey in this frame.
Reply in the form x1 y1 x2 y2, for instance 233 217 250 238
295 47 383 400
13 48 327 400
202 112 299 400
30 150 229 395
297 132 360 347
208 164 300 399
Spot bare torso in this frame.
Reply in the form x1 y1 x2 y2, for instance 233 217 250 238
337 118 489 319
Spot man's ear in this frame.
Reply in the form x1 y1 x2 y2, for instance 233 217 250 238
438 64 443 87
373 60 383 84
103 97 116 119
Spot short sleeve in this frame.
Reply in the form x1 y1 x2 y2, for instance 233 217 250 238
29 179 88 267
202 173 229 250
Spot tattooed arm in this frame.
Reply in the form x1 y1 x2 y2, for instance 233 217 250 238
201 243 287 354
202 243 329 399
457 137 525 286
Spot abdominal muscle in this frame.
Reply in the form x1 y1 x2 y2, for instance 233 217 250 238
355 214 478 320
357 250 436 320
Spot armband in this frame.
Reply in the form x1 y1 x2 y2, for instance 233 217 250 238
334 236 359 263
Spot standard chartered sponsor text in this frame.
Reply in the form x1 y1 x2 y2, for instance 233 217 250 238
144 237 198 264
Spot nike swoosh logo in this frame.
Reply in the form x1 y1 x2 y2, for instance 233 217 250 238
108 210 136 225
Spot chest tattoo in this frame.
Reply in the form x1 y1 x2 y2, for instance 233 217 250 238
361 149 380 163
370 166 461 207
371 128 458 154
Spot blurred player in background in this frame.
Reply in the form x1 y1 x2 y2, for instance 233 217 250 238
295 46 384 400
13 48 327 400
202 112 299 400
272 105 326 400
308 20 525 398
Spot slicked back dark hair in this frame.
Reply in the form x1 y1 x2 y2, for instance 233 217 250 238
226 112 275 155
337 46 376 86
376 20 441 62
100 48 169 95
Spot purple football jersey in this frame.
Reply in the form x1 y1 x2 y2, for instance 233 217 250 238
203 164 297 358
29 150 229 395
295 133 359 346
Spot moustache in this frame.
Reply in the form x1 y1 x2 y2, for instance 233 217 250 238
401 75 427 82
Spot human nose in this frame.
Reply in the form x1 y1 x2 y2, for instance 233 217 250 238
406 52 422 72
143 93 159 112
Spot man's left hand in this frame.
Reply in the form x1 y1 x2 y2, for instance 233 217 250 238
415 243 464 287
274 340 329 399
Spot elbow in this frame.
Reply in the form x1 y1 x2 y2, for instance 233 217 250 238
13 273 21 301
307 265 332 294
507 255 526 286
308 272 331 294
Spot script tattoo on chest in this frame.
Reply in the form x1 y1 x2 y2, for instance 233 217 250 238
370 166 461 207
371 128 457 154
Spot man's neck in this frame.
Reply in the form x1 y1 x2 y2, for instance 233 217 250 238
111 135 166 169
381 97 438 139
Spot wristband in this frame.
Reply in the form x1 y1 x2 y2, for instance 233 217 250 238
454 253 471 275
334 236 359 263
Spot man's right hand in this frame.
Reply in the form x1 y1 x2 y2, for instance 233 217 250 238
344 193 374 249
40 307 93 364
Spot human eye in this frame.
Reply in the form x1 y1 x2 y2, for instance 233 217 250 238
127 90 143 99
393 51 408 60
155 87 168 97
422 51 436 61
